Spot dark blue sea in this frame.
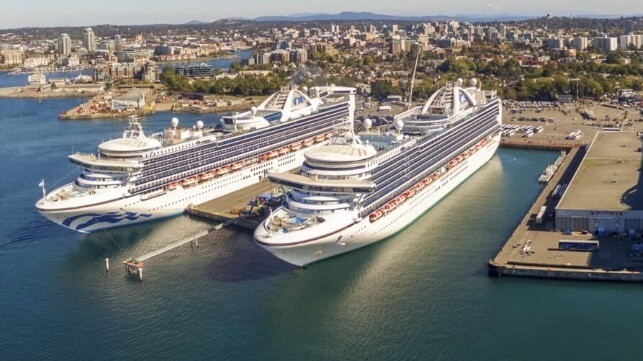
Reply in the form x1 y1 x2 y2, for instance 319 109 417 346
1 78 643 360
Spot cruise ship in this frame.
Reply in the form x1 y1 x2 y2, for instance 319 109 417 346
36 86 356 233
255 79 502 266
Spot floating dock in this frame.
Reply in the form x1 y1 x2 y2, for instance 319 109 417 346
489 131 643 282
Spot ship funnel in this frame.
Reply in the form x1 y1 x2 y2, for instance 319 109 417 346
171 117 179 128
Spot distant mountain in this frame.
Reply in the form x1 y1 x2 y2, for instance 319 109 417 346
253 11 536 22
185 20 207 25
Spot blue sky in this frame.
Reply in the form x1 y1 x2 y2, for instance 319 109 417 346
0 0 641 28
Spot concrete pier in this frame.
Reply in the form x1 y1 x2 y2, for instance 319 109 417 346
489 131 643 282
186 180 279 230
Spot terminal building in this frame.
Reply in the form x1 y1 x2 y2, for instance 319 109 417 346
556 132 643 236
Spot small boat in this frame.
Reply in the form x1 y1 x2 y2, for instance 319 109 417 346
181 177 198 187
324 132 333 139
278 147 289 155
215 167 229 176
404 189 414 198
383 202 396 212
314 134 325 143
369 210 383 222
267 150 279 158
290 141 303 151
199 173 213 182
167 182 179 191
413 183 424 192
230 162 243 171
259 153 270 161
303 138 315 147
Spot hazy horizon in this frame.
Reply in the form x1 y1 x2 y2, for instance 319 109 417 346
0 0 642 29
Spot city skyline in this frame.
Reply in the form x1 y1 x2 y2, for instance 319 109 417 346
0 0 642 29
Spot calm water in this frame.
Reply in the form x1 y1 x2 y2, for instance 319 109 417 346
1 97 643 361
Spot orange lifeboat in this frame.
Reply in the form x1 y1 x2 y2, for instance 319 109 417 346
259 153 269 161
181 177 198 187
369 210 383 222
303 138 315 147
230 162 243 171
324 132 333 139
215 167 229 176
278 147 289 155
314 134 325 143
199 173 213 182
267 150 279 158
413 183 424 192
404 189 414 198
447 160 457 169
290 141 303 151
167 182 179 191
383 202 396 212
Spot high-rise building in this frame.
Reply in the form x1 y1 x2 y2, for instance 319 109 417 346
58 33 71 56
619 34 643 49
83 28 96 53
114 35 123 52
625 20 635 34
572 36 588 51
593 35 618 52
545 37 564 49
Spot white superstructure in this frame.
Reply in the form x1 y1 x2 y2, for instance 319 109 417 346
36 86 356 233
255 80 502 266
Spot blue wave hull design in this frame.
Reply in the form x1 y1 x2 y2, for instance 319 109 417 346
62 212 153 231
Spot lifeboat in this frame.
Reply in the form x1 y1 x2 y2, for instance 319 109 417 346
259 153 269 161
394 195 406 204
215 167 229 176
369 210 383 222
230 162 243 171
290 141 303 151
167 182 179 191
181 177 198 187
383 202 396 212
303 138 315 147
278 147 289 155
267 150 279 158
413 183 424 192
404 189 415 198
314 134 325 143
324 132 333 139
199 173 213 182
447 160 457 169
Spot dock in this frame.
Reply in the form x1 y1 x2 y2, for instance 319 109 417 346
186 180 278 230
489 131 643 282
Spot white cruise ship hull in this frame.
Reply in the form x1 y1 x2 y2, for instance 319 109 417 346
257 134 500 266
37 149 311 233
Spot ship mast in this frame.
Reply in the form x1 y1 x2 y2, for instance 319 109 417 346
407 49 421 110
